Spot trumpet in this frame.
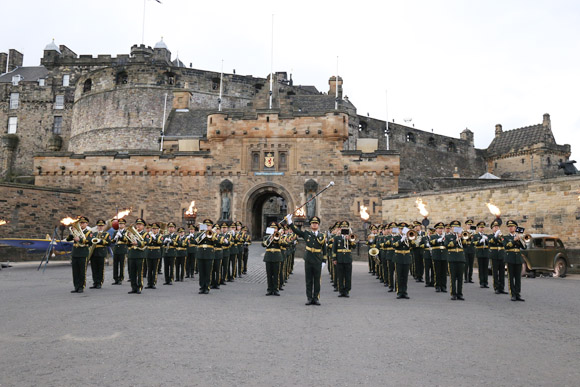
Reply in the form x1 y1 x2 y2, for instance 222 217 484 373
518 233 532 243
407 230 418 240
461 231 471 240
266 231 280 247
349 234 357 243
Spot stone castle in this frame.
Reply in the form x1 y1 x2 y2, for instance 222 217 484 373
0 40 573 238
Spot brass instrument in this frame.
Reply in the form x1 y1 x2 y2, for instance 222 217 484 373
69 221 85 240
518 233 532 243
125 226 145 245
349 234 357 243
368 247 379 257
265 231 280 247
91 237 102 245
462 231 471 240
407 230 417 241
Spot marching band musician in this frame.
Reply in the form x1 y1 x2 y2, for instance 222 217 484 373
112 218 128 285
503 220 526 302
391 222 416 299
127 218 150 294
430 222 448 293
241 225 251 274
89 219 112 289
378 224 389 287
374 225 384 283
278 225 288 291
197 219 218 294
472 221 490 288
145 223 163 289
445 220 466 301
263 222 283 296
163 222 178 285
228 222 239 282
210 222 226 289
288 215 326 305
327 222 339 291
220 222 231 286
185 224 197 279
463 219 476 283
333 220 356 298
235 221 244 277
489 220 507 295
385 222 397 293
367 225 379 276
411 221 424 283
175 227 187 282
66 216 92 293
421 228 435 288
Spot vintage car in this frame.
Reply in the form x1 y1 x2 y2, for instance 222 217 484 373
521 234 569 277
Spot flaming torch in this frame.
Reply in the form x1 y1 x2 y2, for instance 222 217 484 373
60 217 78 226
111 208 131 230
0 219 7 226
184 201 198 226
293 206 306 227
360 205 370 221
416 198 430 227
486 202 502 225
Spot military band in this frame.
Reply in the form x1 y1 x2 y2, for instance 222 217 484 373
111 218 128 285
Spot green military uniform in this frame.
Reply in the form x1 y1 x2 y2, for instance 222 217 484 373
127 218 150 294
66 216 92 293
229 224 240 281
146 223 164 289
279 230 289 291
290 216 326 305
175 228 187 282
197 219 218 294
211 228 228 289
378 226 389 288
220 224 231 285
263 222 283 296
392 222 414 299
367 226 378 276
111 219 128 285
163 223 178 285
503 220 526 301
333 221 356 297
421 229 434 287
463 219 476 283
471 221 490 288
235 221 244 277
411 221 424 283
429 222 448 293
385 222 397 292
89 220 112 289
489 220 507 294
185 225 197 279
445 220 466 300
241 226 251 274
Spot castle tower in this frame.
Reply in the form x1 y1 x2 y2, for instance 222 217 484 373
460 128 474 146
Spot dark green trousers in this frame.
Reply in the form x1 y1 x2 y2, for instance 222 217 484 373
164 257 175 284
305 260 322 301
477 257 489 286
198 259 212 291
491 259 505 291
395 263 410 296
147 259 160 287
221 255 230 283
433 260 447 291
175 256 185 281
128 258 144 292
424 257 434 286
464 252 475 281
448 261 465 297
265 261 280 293
412 250 423 280
90 255 105 286
72 256 88 291
186 253 196 278
229 253 238 279
211 259 222 287
113 253 126 282
507 263 522 297
336 262 352 295
386 260 395 290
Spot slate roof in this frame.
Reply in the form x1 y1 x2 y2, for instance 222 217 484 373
486 124 557 157
290 95 356 114
164 109 214 137
0 66 49 83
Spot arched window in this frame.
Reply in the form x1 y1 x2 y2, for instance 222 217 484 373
83 79 92 93
406 132 415 143
358 121 367 131
427 137 436 147
166 72 176 85
447 142 456 152
116 71 128 85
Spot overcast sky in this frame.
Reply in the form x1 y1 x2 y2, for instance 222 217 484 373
2 0 579 160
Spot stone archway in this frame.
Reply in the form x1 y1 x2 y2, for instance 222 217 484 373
242 183 295 240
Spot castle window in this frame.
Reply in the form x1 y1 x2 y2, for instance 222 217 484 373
116 71 128 85
358 122 367 131
279 151 288 171
494 162 498 168
53 116 63 134
166 72 176 85
7 117 17 134
427 137 436 147
447 142 456 152
38 78 45 87
406 132 415 143
62 75 70 87
9 93 19 109
211 77 220 90
546 157 551 166
521 158 525 164
251 151 260 171
54 95 64 110
11 75 21 86
83 79 92 93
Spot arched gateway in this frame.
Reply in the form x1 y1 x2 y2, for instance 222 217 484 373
243 183 296 240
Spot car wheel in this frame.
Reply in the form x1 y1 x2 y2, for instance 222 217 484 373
554 258 567 278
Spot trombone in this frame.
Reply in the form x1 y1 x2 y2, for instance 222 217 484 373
265 231 281 247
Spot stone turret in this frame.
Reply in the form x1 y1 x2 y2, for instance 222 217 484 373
460 128 474 146
543 113 551 129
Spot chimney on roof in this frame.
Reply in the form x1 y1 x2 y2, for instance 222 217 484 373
8 49 23 72
543 113 551 129
495 124 502 137
329 76 343 99
0 52 7 74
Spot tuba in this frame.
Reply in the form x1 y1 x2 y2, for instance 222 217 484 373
69 221 85 240
125 226 145 245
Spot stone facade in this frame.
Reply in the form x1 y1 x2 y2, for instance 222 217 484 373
382 176 580 249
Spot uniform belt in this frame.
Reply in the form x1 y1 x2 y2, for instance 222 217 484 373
176 247 186 251
214 247 222 251
394 250 411 254
337 249 351 253
489 247 504 250
380 248 388 251
505 248 521 252
198 244 214 249
148 247 160 250
432 246 446 249
266 248 281 252
73 244 88 248
476 246 487 249
306 247 322 253
447 248 464 252
386 247 394 250
95 245 105 248
130 247 145 251
116 242 127 245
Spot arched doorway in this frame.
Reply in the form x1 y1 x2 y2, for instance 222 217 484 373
243 183 295 240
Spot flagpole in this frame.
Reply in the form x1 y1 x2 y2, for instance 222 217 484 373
385 89 390 150
335 56 339 110
269 14 274 110
142 0 146 44
218 59 223 112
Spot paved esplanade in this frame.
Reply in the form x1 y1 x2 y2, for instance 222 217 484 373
1 245 579 386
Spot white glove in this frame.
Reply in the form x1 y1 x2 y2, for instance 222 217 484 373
482 235 488 242
494 230 501 238
164 238 171 244
401 236 407 242
286 214 293 225
437 238 443 243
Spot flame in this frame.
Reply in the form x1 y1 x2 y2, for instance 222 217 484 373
60 217 78 226
578 195 580 202
360 205 370 221
294 206 306 217
185 201 197 215
486 202 501 217
114 209 131 219
416 198 429 217
0 219 7 226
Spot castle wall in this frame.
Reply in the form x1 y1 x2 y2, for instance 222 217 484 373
488 147 571 180
382 176 580 249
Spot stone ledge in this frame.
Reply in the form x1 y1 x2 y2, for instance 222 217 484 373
0 182 80 194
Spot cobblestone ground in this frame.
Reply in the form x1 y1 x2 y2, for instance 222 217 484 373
1 246 579 387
